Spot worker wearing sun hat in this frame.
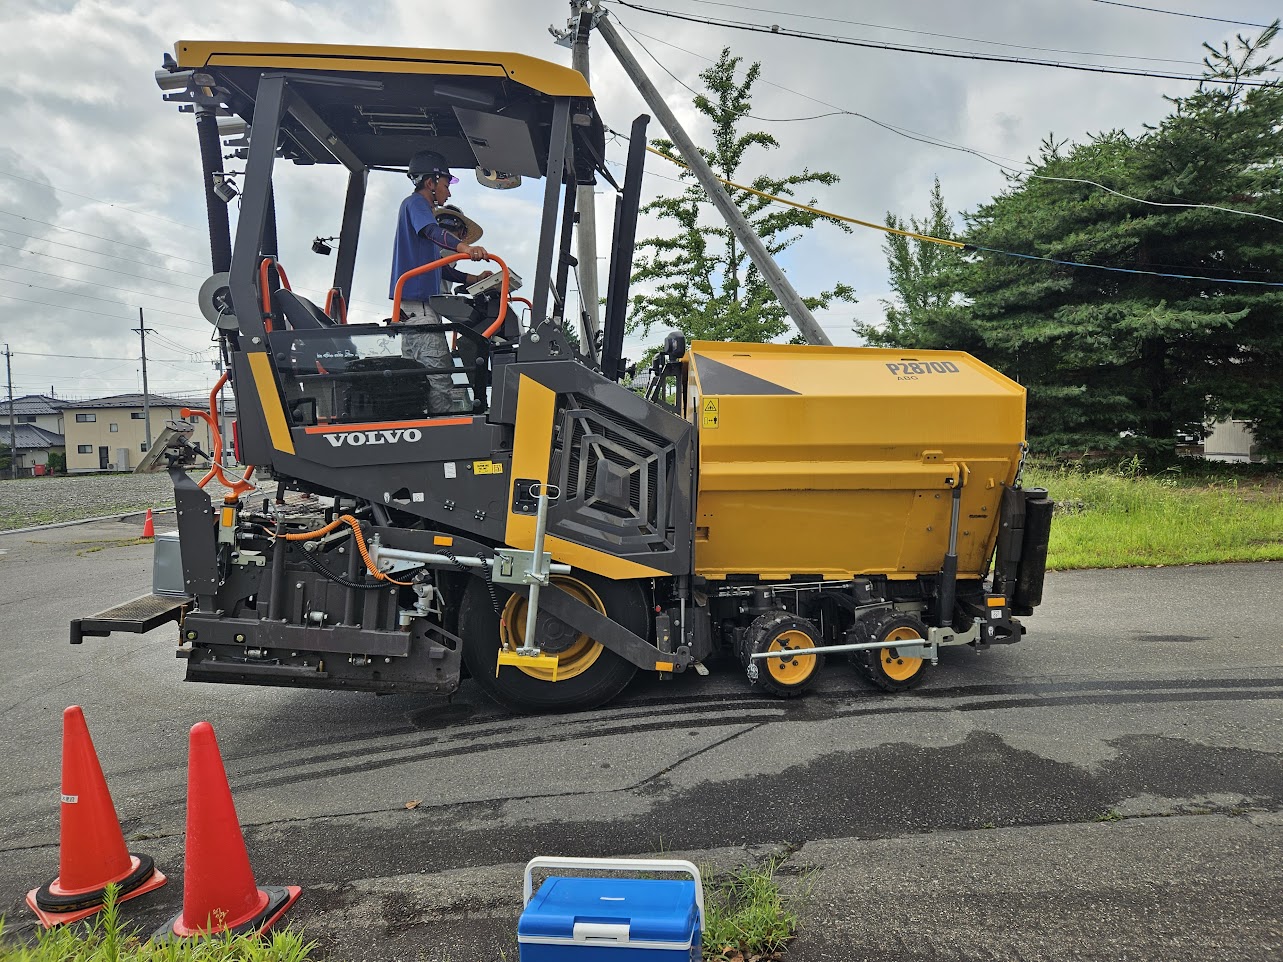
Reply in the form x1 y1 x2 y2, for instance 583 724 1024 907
390 149 490 413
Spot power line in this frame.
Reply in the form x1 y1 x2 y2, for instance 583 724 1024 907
1086 1 1276 29
14 350 209 363
0 284 207 329
0 241 202 292
0 260 199 307
658 0 1212 67
620 26 1283 227
0 168 204 234
0 211 209 267
607 1 1278 85
0 228 210 279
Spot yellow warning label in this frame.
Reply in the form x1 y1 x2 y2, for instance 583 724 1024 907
433 535 454 546
701 397 719 429
473 460 504 475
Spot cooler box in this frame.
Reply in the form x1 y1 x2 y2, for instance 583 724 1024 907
518 857 703 961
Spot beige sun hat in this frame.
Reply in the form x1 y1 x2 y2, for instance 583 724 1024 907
433 204 484 244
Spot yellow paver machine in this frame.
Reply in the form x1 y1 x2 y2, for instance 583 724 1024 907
71 8 1050 712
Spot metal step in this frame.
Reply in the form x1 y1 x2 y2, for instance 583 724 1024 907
70 594 189 644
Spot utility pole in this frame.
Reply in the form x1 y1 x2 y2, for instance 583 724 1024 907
4 344 16 479
132 309 154 451
568 2 602 364
586 3 832 346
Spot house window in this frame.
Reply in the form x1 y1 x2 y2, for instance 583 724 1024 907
76 413 96 422
77 444 92 454
17 415 36 423
109 423 119 432
130 412 145 420
140 442 149 453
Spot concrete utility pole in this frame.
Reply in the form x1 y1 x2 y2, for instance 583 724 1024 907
132 309 155 451
569 3 602 364
4 343 15 479
587 4 832 346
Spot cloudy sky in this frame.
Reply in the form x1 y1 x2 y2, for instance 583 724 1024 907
0 0 1277 402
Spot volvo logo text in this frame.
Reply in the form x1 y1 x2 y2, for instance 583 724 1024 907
323 428 423 447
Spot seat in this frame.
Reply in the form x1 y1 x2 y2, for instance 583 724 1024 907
272 289 336 330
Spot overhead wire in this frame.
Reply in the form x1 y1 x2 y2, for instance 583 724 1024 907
0 260 202 307
0 281 208 328
0 228 211 279
606 1 1278 86
659 0 1214 66
636 136 1283 287
1086 1 1276 29
0 168 205 233
0 211 210 267
0 241 203 291
618 24 1283 226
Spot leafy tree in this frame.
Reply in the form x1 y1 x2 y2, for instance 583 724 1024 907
628 48 855 347
857 178 974 351
960 24 1283 459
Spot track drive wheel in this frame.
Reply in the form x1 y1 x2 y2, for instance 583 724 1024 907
458 571 645 713
746 611 824 698
855 612 930 692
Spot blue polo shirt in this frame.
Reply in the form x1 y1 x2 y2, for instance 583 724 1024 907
389 192 467 302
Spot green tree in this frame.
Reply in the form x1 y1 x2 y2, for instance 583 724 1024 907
858 178 974 351
959 25 1283 459
628 48 855 347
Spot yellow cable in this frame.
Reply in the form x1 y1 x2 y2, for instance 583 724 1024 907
644 144 967 249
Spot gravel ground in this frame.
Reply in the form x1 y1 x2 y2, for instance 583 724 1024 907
0 473 187 530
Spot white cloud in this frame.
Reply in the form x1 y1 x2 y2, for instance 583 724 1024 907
0 0 1275 398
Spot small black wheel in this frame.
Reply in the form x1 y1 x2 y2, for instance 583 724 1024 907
458 570 645 713
854 612 930 692
746 611 824 698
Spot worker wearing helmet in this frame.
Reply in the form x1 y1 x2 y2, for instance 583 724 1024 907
390 149 490 413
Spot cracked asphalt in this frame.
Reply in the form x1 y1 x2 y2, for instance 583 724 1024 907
0 520 1279 961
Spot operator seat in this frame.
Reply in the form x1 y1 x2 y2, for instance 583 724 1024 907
272 289 336 330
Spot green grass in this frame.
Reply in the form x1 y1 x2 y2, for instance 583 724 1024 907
702 859 798 961
1023 461 1283 570
0 886 316 962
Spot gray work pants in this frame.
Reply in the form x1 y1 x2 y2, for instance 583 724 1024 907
403 301 464 414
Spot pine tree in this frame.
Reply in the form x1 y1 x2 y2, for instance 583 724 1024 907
628 48 855 347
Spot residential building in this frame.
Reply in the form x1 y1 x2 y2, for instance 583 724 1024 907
0 394 66 434
60 394 224 472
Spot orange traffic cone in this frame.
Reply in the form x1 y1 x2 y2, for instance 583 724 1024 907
26 707 166 927
141 509 155 539
157 722 300 939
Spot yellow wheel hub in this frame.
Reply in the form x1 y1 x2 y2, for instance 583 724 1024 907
880 626 924 681
499 576 605 682
765 629 819 686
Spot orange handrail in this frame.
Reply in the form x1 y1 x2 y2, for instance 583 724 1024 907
258 257 291 334
324 287 348 324
183 371 255 499
390 253 510 339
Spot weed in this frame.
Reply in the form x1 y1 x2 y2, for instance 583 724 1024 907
0 884 318 962
1094 810 1123 823
702 858 797 961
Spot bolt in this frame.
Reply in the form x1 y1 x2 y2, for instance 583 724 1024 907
295 582 304 589
234 633 246 643
185 630 198 641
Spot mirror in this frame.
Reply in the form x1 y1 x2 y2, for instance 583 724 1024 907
475 167 522 189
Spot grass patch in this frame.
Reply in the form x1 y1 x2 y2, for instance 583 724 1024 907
1023 461 1283 570
0 885 316 962
702 859 798 961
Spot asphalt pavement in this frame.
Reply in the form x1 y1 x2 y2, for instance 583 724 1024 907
0 519 1279 961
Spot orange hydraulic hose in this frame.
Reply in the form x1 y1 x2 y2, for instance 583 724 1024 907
324 288 348 324
390 253 510 339
279 514 413 585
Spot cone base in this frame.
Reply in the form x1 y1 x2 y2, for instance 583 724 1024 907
156 884 301 941
25 862 167 928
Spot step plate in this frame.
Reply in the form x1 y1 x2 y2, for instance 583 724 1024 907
71 594 189 644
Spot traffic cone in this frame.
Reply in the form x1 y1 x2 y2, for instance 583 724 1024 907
157 722 300 939
26 707 166 927
141 509 155 539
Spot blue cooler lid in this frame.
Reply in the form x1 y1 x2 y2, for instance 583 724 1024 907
519 877 699 944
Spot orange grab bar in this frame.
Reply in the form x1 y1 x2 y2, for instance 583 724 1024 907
390 253 510 340
183 371 255 499
324 287 348 325
258 258 292 334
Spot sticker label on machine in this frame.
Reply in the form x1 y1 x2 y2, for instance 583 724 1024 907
886 360 961 380
473 460 504 475
701 397 720 429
